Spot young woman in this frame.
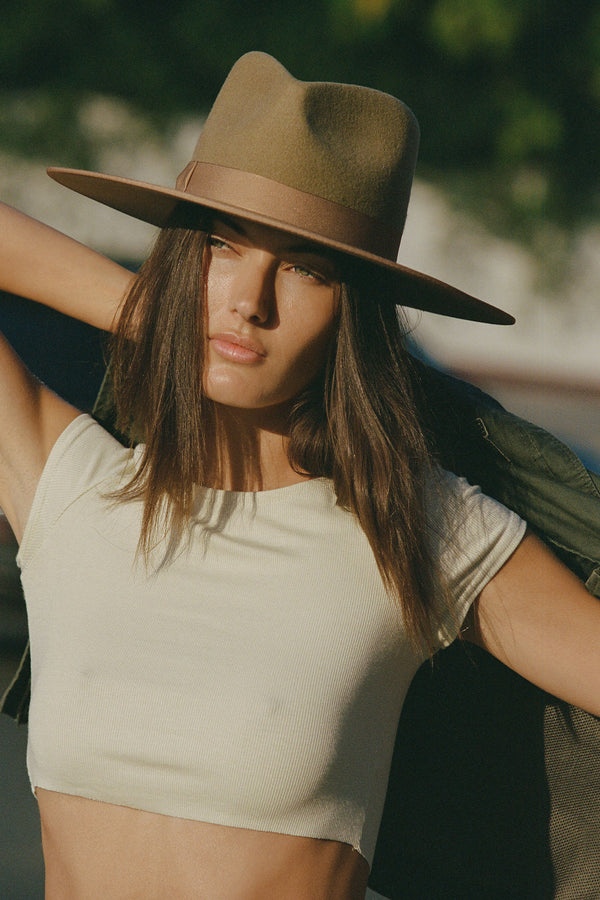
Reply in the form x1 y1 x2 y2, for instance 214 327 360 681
1 52 599 900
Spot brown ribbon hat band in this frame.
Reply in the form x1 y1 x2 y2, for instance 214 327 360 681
47 52 514 325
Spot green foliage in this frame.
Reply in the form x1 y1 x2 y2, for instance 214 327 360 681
429 0 525 59
1 0 599 234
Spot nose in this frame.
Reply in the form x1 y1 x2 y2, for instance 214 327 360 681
229 254 276 325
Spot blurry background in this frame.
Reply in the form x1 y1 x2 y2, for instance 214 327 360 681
1 1 600 895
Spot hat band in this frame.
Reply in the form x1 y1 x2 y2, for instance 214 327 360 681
176 161 403 261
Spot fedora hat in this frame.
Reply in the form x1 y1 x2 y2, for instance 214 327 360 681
48 51 513 325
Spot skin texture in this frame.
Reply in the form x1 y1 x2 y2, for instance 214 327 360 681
0 201 599 898
37 789 370 900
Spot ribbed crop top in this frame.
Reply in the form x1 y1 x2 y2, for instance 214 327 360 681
17 415 526 865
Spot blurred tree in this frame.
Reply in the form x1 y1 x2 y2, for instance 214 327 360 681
1 0 599 235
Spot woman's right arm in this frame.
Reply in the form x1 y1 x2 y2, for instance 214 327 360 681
0 330 79 543
0 201 135 332
0 201 135 540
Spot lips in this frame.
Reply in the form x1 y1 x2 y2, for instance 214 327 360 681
209 332 267 364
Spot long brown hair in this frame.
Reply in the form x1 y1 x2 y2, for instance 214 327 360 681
110 210 442 652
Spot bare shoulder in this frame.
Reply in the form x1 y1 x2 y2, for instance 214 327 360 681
0 330 80 542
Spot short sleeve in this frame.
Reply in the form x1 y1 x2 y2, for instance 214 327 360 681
17 414 134 569
427 468 527 647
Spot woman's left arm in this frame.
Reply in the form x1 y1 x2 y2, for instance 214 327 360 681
465 532 600 717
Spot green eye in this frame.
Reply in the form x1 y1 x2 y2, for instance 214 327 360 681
208 235 229 250
291 264 321 280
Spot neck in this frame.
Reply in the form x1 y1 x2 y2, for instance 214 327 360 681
208 403 310 492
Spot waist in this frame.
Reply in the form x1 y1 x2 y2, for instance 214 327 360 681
36 787 370 900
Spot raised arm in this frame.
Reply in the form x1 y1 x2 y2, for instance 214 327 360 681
0 202 132 540
0 201 134 332
466 532 600 718
0 330 79 542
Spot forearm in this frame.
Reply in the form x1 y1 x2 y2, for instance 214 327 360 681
0 202 134 332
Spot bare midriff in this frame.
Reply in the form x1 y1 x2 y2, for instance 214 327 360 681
36 788 370 899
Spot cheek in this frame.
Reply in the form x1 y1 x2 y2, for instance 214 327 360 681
286 314 337 381
302 300 339 358
205 272 225 320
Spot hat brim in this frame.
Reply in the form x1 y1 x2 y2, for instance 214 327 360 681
47 166 514 325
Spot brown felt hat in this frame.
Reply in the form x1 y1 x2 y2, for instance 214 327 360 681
48 52 513 324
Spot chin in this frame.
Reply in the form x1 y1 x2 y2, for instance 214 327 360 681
204 378 292 412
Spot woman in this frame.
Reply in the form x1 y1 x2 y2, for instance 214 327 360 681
0 52 599 900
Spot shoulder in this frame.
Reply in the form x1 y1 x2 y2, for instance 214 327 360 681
426 467 527 644
17 414 136 564
42 412 134 476
426 466 525 543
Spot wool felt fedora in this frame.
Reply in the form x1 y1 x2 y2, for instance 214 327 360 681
48 51 513 325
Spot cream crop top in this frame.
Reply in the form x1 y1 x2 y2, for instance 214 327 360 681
17 415 526 865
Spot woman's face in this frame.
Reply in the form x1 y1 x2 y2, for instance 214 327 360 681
203 216 340 416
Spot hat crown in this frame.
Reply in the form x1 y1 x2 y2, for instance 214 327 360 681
46 52 515 324
192 52 419 235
